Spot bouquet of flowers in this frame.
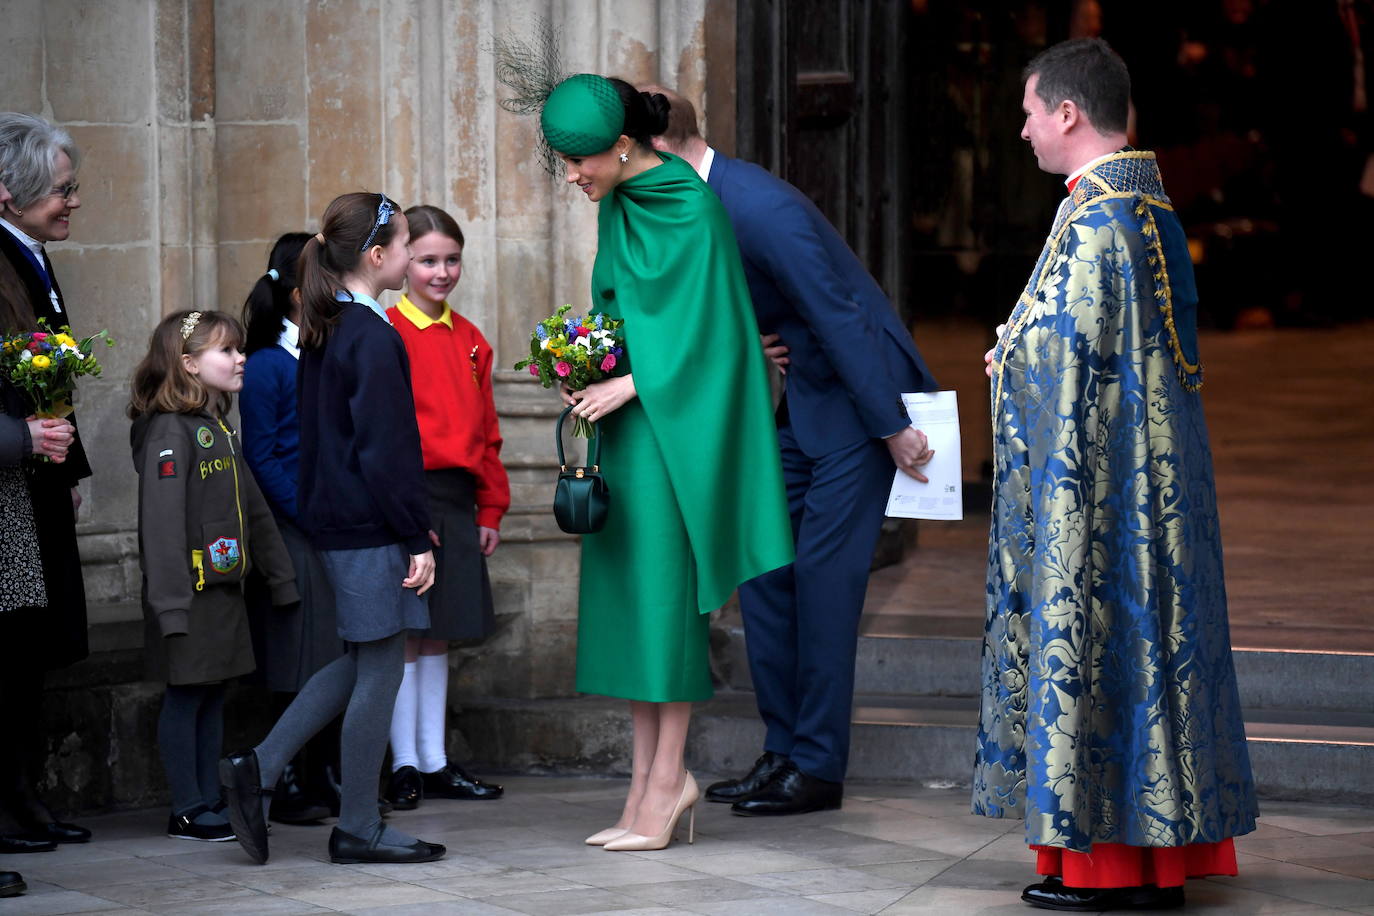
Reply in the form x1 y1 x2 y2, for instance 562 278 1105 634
1 318 115 420
515 304 625 437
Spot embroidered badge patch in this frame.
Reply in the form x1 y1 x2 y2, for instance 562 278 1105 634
207 536 241 574
196 426 214 449
157 448 176 479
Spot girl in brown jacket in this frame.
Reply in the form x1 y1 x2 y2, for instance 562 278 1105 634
129 310 297 842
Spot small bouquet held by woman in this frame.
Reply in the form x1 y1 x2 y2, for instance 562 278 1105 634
1 318 114 419
516 304 624 436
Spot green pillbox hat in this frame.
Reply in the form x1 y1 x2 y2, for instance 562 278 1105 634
540 73 624 156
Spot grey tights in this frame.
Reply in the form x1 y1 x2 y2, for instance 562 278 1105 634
254 631 406 839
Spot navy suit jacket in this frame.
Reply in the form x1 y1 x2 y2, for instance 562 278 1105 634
705 152 935 457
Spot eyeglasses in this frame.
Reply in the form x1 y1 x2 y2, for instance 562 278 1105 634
360 196 394 251
48 182 79 202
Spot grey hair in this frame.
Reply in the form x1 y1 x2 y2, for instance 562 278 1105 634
0 112 81 209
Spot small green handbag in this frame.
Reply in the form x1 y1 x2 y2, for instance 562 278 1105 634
553 405 610 534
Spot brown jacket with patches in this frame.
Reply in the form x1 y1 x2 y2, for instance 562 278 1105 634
132 409 298 685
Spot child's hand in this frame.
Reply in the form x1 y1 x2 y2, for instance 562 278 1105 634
405 550 436 595
478 526 500 556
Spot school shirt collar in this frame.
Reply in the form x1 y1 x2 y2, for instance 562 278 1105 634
276 318 300 359
695 146 716 183
336 289 391 324
395 294 453 330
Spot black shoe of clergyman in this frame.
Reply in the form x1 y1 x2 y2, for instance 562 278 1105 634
0 871 25 898
1021 879 1185 911
328 824 446 864
219 749 272 864
0 835 56 854
705 751 790 804
421 763 504 800
387 765 424 810
16 821 91 844
729 762 842 816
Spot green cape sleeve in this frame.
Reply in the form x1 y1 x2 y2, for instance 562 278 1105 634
596 153 794 612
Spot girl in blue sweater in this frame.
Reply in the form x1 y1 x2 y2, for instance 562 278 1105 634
220 193 444 866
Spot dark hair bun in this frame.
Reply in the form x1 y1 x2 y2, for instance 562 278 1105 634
641 92 671 135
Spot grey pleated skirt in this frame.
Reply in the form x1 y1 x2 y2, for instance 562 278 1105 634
320 543 430 643
418 469 496 641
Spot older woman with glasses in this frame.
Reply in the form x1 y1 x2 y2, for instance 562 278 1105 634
0 112 93 851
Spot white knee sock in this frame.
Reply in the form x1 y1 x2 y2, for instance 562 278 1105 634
388 660 420 771
416 652 450 774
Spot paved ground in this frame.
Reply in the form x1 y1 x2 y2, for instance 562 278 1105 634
4 776 1373 915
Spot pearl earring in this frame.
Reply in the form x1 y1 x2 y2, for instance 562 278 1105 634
619 152 629 163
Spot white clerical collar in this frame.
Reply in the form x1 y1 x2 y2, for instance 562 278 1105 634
336 289 390 324
1065 151 1117 188
276 318 300 359
696 146 716 183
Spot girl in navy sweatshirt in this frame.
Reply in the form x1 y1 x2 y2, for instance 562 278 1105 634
219 192 445 867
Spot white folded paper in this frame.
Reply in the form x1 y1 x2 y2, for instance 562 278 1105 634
885 390 963 521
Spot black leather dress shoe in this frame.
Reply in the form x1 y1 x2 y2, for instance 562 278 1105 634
730 762 842 816
325 764 392 818
219 749 272 864
328 824 446 864
386 766 424 810
17 821 90 844
705 751 790 803
270 761 331 825
421 763 503 800
0 870 25 898
0 835 56 854
1021 878 1185 911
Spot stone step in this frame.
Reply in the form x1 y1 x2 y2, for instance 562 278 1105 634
459 691 1374 805
721 625 1374 714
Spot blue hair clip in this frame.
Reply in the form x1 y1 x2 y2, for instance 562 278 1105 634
360 195 395 251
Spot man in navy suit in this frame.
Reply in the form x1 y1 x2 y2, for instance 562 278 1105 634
647 86 938 815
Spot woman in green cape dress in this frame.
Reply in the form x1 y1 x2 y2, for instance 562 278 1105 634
540 76 794 851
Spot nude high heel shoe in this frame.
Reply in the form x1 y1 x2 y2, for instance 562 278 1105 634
584 827 628 846
603 772 698 852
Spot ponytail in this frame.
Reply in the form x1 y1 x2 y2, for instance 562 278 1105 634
242 231 310 355
297 192 400 351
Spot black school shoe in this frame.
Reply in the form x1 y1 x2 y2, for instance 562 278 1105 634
0 835 56 854
15 820 90 844
0 871 25 898
167 806 236 842
328 824 446 865
270 762 331 825
386 766 424 810
421 763 503 800
219 749 272 864
1021 877 1185 911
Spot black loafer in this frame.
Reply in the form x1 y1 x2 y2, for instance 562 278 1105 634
1021 878 1185 911
421 763 503 800
705 751 790 803
328 824 446 864
0 871 25 898
17 821 90 844
219 749 272 864
730 762 842 816
0 835 56 854
386 765 424 810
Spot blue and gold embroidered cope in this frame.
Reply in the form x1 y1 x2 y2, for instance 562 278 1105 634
975 151 1258 852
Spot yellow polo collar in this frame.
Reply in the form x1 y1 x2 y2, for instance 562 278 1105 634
396 294 453 330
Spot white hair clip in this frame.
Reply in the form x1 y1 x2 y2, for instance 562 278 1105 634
180 311 202 340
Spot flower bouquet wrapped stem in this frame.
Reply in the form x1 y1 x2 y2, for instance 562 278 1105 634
1 319 115 458
515 304 625 438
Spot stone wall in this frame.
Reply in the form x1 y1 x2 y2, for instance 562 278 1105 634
2 0 734 714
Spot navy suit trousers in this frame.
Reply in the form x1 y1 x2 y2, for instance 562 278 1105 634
738 421 893 783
